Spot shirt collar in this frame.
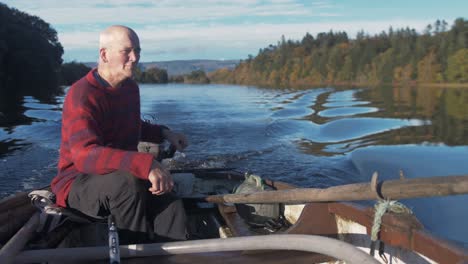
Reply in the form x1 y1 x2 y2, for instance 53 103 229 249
92 70 111 87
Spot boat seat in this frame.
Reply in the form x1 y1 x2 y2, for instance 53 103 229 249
28 190 106 233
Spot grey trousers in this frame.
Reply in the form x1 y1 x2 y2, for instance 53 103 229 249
67 171 187 243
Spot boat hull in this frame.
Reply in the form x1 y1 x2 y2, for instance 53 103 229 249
0 170 467 263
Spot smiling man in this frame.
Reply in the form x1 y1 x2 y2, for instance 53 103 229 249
97 26 141 88
51 25 189 243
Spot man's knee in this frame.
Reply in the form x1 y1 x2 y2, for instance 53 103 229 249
169 199 185 215
107 171 147 202
111 171 145 190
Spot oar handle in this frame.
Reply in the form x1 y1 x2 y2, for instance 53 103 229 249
204 175 468 204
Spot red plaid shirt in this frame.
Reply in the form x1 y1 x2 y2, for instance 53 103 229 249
51 69 164 207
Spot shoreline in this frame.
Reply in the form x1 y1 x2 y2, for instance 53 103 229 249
209 80 468 89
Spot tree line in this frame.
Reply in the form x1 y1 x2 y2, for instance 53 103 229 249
0 2 209 107
57 62 210 85
210 18 468 87
134 67 209 84
0 3 64 109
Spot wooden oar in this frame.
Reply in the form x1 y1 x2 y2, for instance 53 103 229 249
204 174 468 204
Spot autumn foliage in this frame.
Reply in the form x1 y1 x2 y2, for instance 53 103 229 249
210 18 468 87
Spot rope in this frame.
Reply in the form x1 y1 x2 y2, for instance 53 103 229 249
371 199 413 242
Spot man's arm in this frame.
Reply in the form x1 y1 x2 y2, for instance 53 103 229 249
64 93 153 180
141 121 188 151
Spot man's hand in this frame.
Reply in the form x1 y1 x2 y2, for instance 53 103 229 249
162 129 188 151
148 160 174 195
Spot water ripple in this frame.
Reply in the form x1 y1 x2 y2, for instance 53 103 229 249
314 117 427 143
318 106 378 117
323 101 370 107
269 89 329 119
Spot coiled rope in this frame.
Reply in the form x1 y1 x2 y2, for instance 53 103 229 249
370 199 413 260
371 199 413 242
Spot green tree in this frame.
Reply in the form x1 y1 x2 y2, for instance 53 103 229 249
134 66 168 83
184 70 210 84
59 62 91 85
446 48 468 82
0 3 63 113
146 67 168 83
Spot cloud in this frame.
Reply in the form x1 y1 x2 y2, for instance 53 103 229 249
6 0 321 24
4 0 446 61
59 18 433 61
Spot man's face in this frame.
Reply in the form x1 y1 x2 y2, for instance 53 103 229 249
105 32 141 81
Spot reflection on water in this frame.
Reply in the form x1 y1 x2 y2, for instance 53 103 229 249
319 106 378 117
0 95 63 195
0 83 467 246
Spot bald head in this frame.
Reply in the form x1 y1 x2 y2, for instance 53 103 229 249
99 25 139 50
97 25 141 87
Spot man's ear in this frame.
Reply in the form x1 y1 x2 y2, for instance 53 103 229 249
99 48 108 63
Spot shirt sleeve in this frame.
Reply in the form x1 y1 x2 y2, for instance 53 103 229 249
64 90 154 180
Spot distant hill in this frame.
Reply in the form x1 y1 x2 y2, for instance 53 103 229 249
84 59 239 76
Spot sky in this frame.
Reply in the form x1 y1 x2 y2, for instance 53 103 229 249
3 0 467 62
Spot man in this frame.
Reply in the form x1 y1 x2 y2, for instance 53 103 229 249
51 25 188 242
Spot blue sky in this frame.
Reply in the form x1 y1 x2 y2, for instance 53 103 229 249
4 0 467 62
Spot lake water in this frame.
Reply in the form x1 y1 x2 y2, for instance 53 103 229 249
1 83 467 247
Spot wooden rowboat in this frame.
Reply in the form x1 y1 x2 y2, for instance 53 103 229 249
1 169 467 263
